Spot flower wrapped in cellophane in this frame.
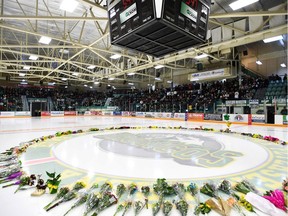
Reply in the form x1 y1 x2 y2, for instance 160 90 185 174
46 171 61 194
113 203 125 216
234 179 258 195
194 202 211 215
246 192 287 216
83 192 101 216
173 183 186 199
134 200 145 215
263 189 287 212
122 201 132 216
176 199 189 216
218 180 239 200
187 182 198 197
205 198 232 216
141 186 150 208
91 192 117 215
116 183 126 199
163 200 173 216
0 171 22 185
200 182 218 198
226 197 245 216
0 164 21 178
283 178 288 193
63 192 88 216
128 183 138 196
46 191 77 211
43 187 70 210
238 195 255 212
99 182 112 194
152 200 161 216
153 178 175 197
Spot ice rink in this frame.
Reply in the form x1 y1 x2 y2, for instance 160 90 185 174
0 116 287 216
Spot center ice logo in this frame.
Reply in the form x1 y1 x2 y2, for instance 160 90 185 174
97 132 243 168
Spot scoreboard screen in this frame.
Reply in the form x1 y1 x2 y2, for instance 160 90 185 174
163 0 210 41
108 0 211 57
108 0 155 42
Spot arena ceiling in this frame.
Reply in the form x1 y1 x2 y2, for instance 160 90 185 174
0 0 287 89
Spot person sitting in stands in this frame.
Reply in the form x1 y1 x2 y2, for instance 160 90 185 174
281 106 287 115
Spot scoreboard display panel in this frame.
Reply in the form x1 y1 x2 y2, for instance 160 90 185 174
108 0 211 57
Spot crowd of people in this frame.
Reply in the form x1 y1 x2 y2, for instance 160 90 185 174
0 75 286 112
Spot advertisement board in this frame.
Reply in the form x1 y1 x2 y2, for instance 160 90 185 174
204 114 222 121
51 111 64 117
41 111 51 117
64 111 77 116
188 113 204 121
222 114 248 123
15 111 31 117
0 112 15 117
251 114 265 123
173 113 186 119
113 111 122 116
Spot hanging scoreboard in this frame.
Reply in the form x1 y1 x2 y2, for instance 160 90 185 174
108 0 211 57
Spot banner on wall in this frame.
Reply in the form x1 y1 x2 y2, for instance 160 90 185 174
0 112 15 117
51 111 64 117
90 111 103 116
188 113 204 121
64 111 77 116
204 114 222 121
222 114 248 123
251 114 265 123
41 111 51 116
15 111 31 116
113 111 122 116
174 113 186 119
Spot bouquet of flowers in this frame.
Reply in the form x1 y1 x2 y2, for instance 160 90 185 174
173 183 186 199
44 187 70 210
46 191 77 211
122 201 132 216
0 164 21 178
226 197 245 216
100 182 113 194
234 179 258 195
152 201 161 216
3 174 36 193
83 192 100 216
113 203 125 216
187 182 198 196
153 178 175 196
263 189 287 211
0 171 22 185
194 202 211 215
200 182 218 198
91 192 117 215
116 183 126 199
176 199 189 216
46 171 61 194
63 193 88 216
218 180 239 200
141 186 150 208
134 200 145 215
163 200 173 216
87 183 99 193
128 183 138 197
205 198 231 216
238 196 255 212
31 175 47 196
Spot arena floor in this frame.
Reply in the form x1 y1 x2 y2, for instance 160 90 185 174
0 116 287 216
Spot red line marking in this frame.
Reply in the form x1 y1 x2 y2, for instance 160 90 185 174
22 157 56 166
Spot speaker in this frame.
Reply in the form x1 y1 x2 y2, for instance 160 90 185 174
243 50 248 56
156 72 161 77
123 80 127 84
39 80 43 85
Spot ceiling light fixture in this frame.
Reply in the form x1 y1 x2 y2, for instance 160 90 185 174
23 66 30 70
59 49 69 54
127 72 135 76
229 0 259 11
108 77 115 80
256 60 262 65
19 73 25 77
263 35 283 43
167 80 172 83
39 36 52 45
94 81 100 84
87 65 96 69
72 72 79 76
29 55 38 60
155 77 161 81
154 65 164 69
84 84 88 87
61 78 67 81
60 0 79 12
195 53 208 59
128 82 134 85
110 54 121 59
280 63 286 68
